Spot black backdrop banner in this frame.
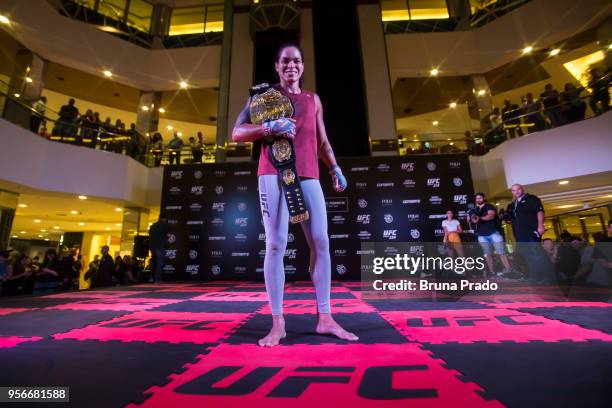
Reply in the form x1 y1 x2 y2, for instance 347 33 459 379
160 155 474 281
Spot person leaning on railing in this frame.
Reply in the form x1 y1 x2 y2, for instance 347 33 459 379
30 96 47 134
167 132 184 165
150 132 164 166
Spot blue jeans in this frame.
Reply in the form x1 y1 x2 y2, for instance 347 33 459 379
478 232 506 256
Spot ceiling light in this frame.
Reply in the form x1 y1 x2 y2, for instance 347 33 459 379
38 235 43 238
449 102 457 108
167 125 173 130
25 77 33 83
608 44 612 50
177 132 183 137
78 195 87 200
99 25 120 33
495 202 500 206
141 105 149 111
432 121 439 126
44 238 49 241
34 219 41 223
558 180 569 185
522 46 533 54
449 142 454 145
11 235 17 238
105 227 111 231
477 89 486 96
18 204 27 208
556 204 580 209
70 210 78 214
115 223 122 226
103 70 113 78
0 15 9 24
179 81 188 89
549 48 560 56
53 226 60 230
115 208 122 212
40 229 46 232
78 222 85 226
19 231 26 234
158 108 165 113
430 68 439 76
14 93 20 98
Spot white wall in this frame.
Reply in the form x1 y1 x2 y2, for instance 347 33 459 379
0 119 162 207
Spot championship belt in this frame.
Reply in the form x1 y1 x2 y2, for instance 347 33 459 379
249 83 309 224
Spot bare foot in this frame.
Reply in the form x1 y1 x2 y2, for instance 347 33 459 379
316 314 359 341
258 317 286 347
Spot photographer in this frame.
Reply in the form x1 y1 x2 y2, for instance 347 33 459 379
506 184 553 284
471 193 512 277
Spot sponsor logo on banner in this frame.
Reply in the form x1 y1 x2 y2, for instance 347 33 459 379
234 170 251 176
434 229 445 237
234 233 247 242
410 229 421 239
214 170 226 177
384 246 399 254
350 166 369 172
358 231 372 240
407 214 420 222
355 182 367 189
170 170 183 180
165 249 177 259
211 218 224 227
376 182 394 188
458 210 467 219
331 215 346 225
454 194 468 204
427 162 437 171
357 214 371 225
163 265 175 273
453 177 463 187
285 265 297 275
259 249 266 258
165 205 182 211
256 267 264 273
427 178 440 188
288 233 295 243
356 249 375 255
186 220 203 225
326 198 348 212
234 266 247 274
231 252 249 257
235 218 248 227
410 245 425 255
358 199 368 209
383 230 397 240
194 170 203 179
189 250 198 260
167 219 178 225
208 236 226 241
377 163 390 172
169 187 181 195
361 264 373 273
211 250 222 258
330 234 349 239
429 195 443 205
384 214 394 224
449 161 462 169
258 233 266 241
188 234 200 241
212 202 225 212
237 202 247 212
401 162 415 172
336 264 347 275
429 214 447 219
403 199 421 204
335 249 347 256
285 249 297 259
237 186 248 192
190 203 202 212
215 186 224 195
381 199 393 206
402 179 416 188
191 186 204 195
211 265 221 275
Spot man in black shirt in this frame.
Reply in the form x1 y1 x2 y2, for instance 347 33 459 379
507 184 553 284
472 193 512 276
149 215 170 283
501 99 523 138
92 246 114 288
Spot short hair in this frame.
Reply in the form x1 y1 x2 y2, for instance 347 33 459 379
475 192 486 198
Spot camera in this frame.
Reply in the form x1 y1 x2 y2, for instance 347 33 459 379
498 208 513 223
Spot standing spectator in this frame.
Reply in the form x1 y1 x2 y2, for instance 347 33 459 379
502 98 523 138
540 83 565 128
59 250 76 290
72 254 82 290
506 184 553 284
101 117 114 151
168 132 184 165
190 135 203 163
91 112 101 147
523 93 545 133
0 250 12 295
127 123 143 160
150 132 164 166
3 254 33 295
79 110 96 146
124 256 140 283
30 96 47 134
149 215 170 284
91 246 114 288
588 68 610 116
55 98 79 137
33 249 60 295
113 255 124 286
472 193 512 277
113 119 126 153
84 254 99 285
560 83 587 123
442 210 465 259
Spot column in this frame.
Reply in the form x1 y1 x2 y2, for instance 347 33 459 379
300 7 316 92
150 3 172 49
5 48 47 129
0 190 18 250
357 2 398 156
135 91 162 135
447 0 472 31
469 75 493 120
215 0 235 162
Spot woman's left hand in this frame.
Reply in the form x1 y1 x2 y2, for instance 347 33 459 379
330 165 347 192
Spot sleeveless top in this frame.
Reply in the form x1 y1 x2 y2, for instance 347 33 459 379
256 86 319 179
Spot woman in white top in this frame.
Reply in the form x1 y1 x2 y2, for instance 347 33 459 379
442 210 465 258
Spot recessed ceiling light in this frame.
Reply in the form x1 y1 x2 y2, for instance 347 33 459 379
53 226 60 229
477 89 486 96
44 238 49 241
495 202 500 206
522 46 533 54
558 180 569 185
40 229 46 232
158 108 165 113
449 142 454 145
70 210 79 214
105 227 111 231
99 25 120 33
549 48 560 56
18 204 27 208
608 44 612 50
141 105 149 111
179 81 188 89
449 102 457 108
19 231 26 234
38 235 43 238
115 208 122 212
115 223 122 226
11 235 18 238
432 121 439 126
25 77 33 83
78 222 85 226
78 195 87 200
14 93 20 98
34 219 41 223
430 68 439 76
556 204 579 209
0 15 10 25
103 70 113 77
177 132 183 137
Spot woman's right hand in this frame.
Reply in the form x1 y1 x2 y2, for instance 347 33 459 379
262 118 296 139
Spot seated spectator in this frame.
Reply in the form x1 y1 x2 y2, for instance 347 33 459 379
30 96 47 134
33 249 60 295
542 238 559 263
113 255 124 286
560 83 586 123
502 98 523 138
540 83 565 128
588 68 611 116
123 255 139 284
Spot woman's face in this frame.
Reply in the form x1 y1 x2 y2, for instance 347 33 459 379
275 47 304 84
446 211 454 219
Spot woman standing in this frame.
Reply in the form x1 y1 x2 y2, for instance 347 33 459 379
232 44 358 347
442 210 465 259
33 249 60 295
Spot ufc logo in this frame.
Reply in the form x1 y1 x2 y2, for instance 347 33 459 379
100 318 231 330
406 315 542 327
260 193 270 217
175 365 436 399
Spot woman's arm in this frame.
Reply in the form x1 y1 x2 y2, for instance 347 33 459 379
456 221 463 233
314 94 338 169
443 226 449 243
41 266 59 276
232 97 295 143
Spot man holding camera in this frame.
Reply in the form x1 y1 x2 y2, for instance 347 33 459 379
472 193 512 277
506 184 553 284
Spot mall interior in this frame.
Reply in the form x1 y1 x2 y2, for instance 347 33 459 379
0 0 610 286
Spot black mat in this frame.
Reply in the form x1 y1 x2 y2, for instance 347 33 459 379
518 307 612 334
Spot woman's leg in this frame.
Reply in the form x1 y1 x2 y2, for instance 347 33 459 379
258 175 289 346
299 179 358 341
